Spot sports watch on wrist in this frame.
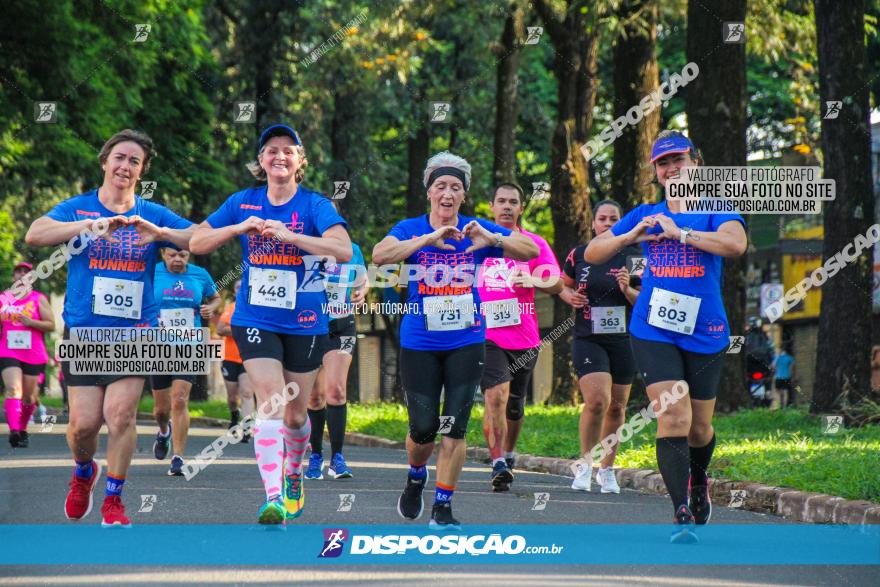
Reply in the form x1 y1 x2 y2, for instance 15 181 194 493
494 233 504 248
679 227 691 244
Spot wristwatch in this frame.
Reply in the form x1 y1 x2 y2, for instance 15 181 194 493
494 233 504 248
679 227 691 244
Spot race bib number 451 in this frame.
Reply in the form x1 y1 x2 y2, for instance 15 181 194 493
647 288 700 335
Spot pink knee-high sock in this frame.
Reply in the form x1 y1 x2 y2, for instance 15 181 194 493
253 419 284 500
20 403 36 431
4 398 22 432
282 420 311 477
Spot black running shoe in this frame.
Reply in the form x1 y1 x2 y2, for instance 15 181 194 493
8 430 21 448
491 460 513 492
670 504 699 544
689 482 712 525
167 455 184 477
229 409 240 429
153 425 171 460
17 430 29 448
396 472 428 520
505 455 516 471
429 502 461 531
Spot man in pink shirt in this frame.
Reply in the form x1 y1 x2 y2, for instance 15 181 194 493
477 184 562 491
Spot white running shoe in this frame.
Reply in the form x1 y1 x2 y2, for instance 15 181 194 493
571 467 592 492
596 467 620 494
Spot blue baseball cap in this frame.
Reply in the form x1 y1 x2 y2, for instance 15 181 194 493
258 124 302 152
650 133 695 163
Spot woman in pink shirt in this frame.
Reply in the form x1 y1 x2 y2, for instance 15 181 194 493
2 262 55 447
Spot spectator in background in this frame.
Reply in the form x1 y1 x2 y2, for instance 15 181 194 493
772 343 796 408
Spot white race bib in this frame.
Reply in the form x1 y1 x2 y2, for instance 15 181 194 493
7 330 32 350
160 308 195 329
249 267 297 310
484 298 521 329
325 282 349 319
424 294 475 332
92 276 144 319
592 306 626 334
647 288 700 335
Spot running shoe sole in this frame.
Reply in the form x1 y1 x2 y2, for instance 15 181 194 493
396 470 429 521
329 468 353 479
65 460 102 521
304 471 324 480
101 519 132 528
491 469 513 492
429 519 462 532
259 505 286 526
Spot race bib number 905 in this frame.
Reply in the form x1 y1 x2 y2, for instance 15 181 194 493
92 276 144 319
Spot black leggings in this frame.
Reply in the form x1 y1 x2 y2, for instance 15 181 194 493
400 343 485 442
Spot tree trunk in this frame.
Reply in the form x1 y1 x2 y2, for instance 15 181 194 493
686 0 750 412
611 0 660 208
407 123 430 218
535 0 600 404
330 89 357 216
493 5 525 185
813 0 874 413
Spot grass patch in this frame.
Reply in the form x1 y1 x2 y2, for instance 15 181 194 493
31 396 880 502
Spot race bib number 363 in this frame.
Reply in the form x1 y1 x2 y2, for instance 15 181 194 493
647 288 700 335
592 306 626 334
249 267 297 310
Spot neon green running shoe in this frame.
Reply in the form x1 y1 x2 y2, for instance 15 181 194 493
283 472 305 520
257 498 286 526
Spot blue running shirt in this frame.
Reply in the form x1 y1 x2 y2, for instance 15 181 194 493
153 263 217 328
46 189 192 328
610 200 745 353
387 214 512 351
205 185 346 335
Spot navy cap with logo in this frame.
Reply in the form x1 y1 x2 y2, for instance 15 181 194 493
650 133 696 163
258 124 302 153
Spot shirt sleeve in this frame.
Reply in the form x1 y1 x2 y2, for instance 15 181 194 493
562 247 578 279
387 219 411 242
155 204 192 231
205 193 240 229
219 304 233 324
199 267 218 297
529 234 561 280
313 195 348 234
710 212 746 231
46 198 78 222
610 205 646 237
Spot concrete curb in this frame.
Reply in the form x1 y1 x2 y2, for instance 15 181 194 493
340 431 880 526
54 408 876 525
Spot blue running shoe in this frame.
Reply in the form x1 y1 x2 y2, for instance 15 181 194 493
167 455 184 477
328 453 353 479
305 452 324 480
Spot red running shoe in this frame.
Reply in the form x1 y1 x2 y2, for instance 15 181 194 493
65 460 102 521
101 495 132 528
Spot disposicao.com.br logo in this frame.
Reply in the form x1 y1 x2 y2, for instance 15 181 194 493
319 529 563 557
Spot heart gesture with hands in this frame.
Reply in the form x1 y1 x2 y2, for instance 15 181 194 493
260 219 297 244
462 220 497 253
423 225 462 251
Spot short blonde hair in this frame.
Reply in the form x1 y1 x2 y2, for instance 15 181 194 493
247 144 309 183
423 151 472 191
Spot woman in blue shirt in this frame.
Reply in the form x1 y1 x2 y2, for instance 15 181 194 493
25 129 194 528
586 130 747 543
191 124 352 525
373 152 538 529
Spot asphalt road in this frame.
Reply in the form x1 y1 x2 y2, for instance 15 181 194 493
0 417 877 586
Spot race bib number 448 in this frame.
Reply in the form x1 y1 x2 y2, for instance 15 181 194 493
249 267 297 310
